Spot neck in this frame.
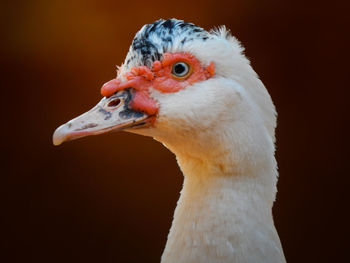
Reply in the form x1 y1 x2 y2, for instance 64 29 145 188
160 150 285 263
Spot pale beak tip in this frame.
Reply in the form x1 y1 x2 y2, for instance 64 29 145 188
52 124 67 146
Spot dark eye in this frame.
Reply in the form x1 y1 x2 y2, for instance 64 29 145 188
171 62 190 78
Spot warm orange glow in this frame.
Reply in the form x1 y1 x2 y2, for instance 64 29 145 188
3 1 346 262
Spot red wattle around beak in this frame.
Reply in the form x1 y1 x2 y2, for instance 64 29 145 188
101 77 158 116
101 79 121 97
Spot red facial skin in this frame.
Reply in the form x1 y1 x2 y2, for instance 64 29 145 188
101 52 215 117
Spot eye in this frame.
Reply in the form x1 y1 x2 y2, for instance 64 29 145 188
171 62 191 78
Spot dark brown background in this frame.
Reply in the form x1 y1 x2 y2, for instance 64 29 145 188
2 0 349 262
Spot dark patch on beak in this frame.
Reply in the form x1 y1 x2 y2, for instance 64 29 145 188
74 123 98 131
98 108 112 120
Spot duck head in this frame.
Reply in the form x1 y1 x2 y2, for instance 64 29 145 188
53 19 276 163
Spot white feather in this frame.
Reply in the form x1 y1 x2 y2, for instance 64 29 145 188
127 23 285 263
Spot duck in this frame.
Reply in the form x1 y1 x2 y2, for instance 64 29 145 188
53 18 286 263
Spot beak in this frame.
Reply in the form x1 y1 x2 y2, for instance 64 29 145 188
53 89 152 146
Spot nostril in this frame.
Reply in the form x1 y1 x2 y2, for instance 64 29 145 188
107 98 121 108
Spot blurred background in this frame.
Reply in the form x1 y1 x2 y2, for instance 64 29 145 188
1 0 348 262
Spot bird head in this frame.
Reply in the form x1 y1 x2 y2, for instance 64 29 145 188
53 19 276 164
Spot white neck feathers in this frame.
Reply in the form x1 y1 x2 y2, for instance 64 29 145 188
159 117 285 263
161 153 285 263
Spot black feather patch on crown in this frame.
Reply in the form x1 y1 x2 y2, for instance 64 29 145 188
124 19 210 68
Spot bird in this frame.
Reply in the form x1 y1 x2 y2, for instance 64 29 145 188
53 18 286 263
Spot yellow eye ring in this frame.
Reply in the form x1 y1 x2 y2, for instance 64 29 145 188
171 62 192 79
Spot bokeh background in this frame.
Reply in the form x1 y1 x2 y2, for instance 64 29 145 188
2 0 348 262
